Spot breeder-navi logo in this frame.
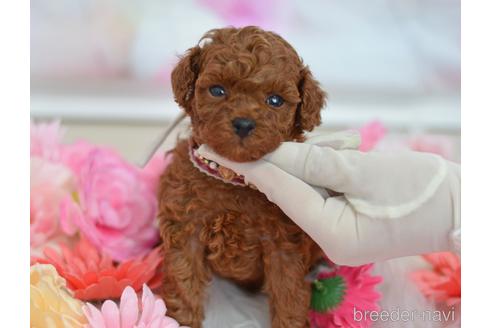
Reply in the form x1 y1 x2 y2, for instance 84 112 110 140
354 307 456 323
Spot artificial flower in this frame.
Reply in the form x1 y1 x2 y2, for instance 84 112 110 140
83 284 185 328
412 252 461 306
31 264 87 327
358 121 386 152
408 135 454 160
31 157 76 247
31 238 163 301
31 120 65 162
140 151 173 194
60 140 100 177
309 264 382 328
59 147 165 261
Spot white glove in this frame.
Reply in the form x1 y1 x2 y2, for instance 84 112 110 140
197 132 460 266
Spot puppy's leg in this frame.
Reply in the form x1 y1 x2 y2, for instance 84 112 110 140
160 221 210 328
263 247 311 328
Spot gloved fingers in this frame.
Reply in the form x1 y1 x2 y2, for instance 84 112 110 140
313 198 399 266
305 130 361 150
262 142 360 192
310 196 366 265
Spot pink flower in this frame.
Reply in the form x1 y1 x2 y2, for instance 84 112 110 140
31 120 65 162
60 148 170 261
61 141 100 177
408 135 454 160
358 121 386 152
310 264 382 328
412 252 461 306
61 141 170 194
31 157 75 247
83 284 185 328
140 151 173 194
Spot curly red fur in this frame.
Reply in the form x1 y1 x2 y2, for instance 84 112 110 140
159 26 326 328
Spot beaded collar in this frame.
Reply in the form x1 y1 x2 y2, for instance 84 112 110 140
188 140 256 189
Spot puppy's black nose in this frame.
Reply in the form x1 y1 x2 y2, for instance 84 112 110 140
232 117 256 138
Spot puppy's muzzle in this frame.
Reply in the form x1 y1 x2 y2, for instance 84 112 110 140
232 117 256 139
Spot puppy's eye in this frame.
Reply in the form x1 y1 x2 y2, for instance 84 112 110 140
266 94 284 107
209 85 226 97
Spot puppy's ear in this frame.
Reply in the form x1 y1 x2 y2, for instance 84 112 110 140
171 46 201 113
295 67 327 132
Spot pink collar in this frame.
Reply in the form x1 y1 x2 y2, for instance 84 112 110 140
188 141 256 189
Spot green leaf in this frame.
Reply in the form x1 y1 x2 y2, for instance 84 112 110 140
310 276 346 312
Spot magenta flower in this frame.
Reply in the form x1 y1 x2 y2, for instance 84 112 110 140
83 284 186 328
60 147 171 262
310 264 382 328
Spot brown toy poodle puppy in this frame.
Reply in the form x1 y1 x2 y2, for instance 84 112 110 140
158 26 327 328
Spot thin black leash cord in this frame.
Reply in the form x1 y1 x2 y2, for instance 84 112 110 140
138 112 186 167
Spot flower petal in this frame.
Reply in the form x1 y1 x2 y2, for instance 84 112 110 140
138 284 155 325
83 303 106 328
101 300 121 328
120 286 139 328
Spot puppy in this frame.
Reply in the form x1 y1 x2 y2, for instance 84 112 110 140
158 26 327 328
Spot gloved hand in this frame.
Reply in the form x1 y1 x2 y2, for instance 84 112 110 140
197 132 460 266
